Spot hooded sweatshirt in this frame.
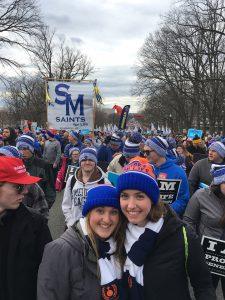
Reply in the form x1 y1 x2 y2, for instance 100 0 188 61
62 166 109 226
154 159 190 216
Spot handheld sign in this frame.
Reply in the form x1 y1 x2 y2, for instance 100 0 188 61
64 165 78 183
158 179 181 204
187 128 203 139
201 236 225 277
107 171 119 187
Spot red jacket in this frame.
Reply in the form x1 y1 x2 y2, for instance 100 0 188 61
55 157 67 192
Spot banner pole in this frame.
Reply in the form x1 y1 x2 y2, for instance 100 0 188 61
44 79 49 129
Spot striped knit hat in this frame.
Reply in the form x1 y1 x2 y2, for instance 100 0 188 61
79 147 97 165
0 146 21 158
110 133 122 146
146 136 169 157
209 142 225 159
211 164 225 185
123 132 142 157
16 135 35 153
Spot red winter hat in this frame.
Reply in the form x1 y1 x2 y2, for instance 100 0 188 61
0 157 41 184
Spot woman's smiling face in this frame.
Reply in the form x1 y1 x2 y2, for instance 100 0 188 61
120 189 152 227
89 206 120 239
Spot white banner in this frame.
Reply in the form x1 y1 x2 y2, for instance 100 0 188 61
47 80 94 131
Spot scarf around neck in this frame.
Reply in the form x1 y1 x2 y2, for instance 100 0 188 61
79 217 122 299
123 217 164 300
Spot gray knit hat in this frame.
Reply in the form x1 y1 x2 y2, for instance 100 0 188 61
209 142 225 159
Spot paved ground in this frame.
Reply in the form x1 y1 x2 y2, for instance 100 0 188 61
48 191 223 299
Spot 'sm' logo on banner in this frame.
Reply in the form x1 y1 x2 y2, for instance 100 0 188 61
55 83 84 116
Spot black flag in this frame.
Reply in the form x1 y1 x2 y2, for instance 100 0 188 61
118 105 130 129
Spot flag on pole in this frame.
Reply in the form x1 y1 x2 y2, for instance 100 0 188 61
118 105 130 130
112 105 123 115
45 82 54 105
93 79 103 104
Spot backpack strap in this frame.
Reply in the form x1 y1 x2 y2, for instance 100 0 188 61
182 226 188 275
70 176 76 193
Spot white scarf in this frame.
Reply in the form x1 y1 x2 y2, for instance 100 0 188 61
79 218 122 297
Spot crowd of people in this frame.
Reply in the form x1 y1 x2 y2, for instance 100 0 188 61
1 124 225 299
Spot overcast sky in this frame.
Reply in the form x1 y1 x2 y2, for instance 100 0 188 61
0 0 174 111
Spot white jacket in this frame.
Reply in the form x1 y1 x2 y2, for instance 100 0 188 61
62 167 109 226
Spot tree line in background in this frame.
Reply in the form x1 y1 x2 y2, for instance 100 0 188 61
0 0 93 127
135 0 225 134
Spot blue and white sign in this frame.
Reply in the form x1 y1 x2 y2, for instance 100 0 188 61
47 81 94 131
187 128 203 139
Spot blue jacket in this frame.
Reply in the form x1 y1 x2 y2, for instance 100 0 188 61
154 159 190 216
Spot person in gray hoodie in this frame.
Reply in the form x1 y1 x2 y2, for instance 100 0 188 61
37 185 125 300
184 164 225 297
62 148 110 226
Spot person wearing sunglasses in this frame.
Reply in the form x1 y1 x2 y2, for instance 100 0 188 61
144 136 189 217
0 157 52 300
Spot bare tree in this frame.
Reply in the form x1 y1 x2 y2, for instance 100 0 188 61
135 0 225 133
32 27 94 80
4 75 47 126
0 0 43 68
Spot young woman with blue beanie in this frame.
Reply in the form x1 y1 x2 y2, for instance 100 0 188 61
116 164 216 300
184 164 225 297
37 185 125 300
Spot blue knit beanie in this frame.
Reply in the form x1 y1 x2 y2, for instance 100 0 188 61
46 130 55 139
82 185 120 216
0 146 21 158
209 142 225 159
16 135 35 153
211 164 225 185
116 171 160 204
69 130 79 140
146 136 169 157
79 147 97 165
110 133 122 146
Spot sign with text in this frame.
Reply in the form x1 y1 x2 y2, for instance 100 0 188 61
158 179 181 204
201 236 225 277
64 165 78 183
47 80 94 131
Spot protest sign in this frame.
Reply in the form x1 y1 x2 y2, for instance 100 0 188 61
64 165 78 182
187 128 203 139
158 179 181 204
47 80 94 131
201 236 225 277
107 171 119 186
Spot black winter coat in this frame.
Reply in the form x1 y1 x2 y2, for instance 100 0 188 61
24 156 56 208
2 204 52 300
143 207 216 300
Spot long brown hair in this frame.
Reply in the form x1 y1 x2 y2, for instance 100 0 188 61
85 210 126 271
147 200 166 222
